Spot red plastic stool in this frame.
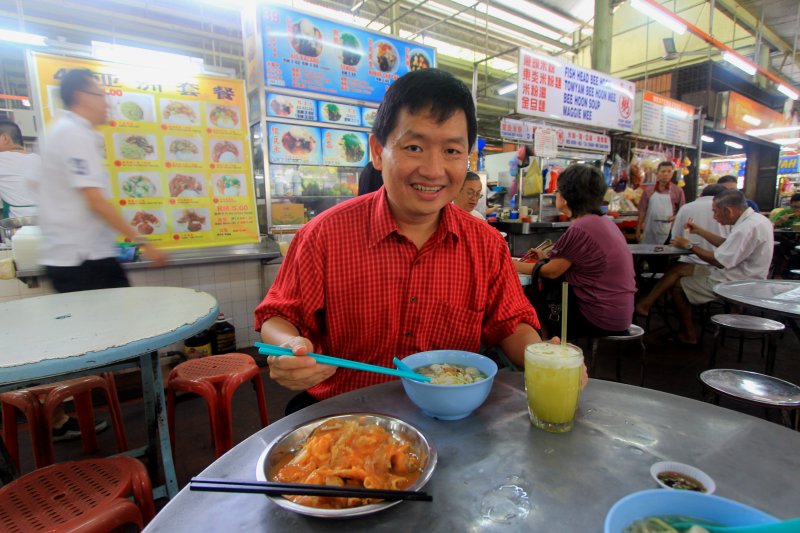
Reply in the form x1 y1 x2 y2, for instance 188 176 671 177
167 353 268 457
1 372 128 471
0 456 155 532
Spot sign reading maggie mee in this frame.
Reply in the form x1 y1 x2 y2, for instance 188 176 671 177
516 49 635 132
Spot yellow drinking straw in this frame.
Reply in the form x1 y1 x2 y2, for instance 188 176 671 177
561 281 568 346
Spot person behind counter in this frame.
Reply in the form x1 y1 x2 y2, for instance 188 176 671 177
515 164 635 338
357 161 383 196
0 119 39 218
636 161 685 244
255 68 580 415
453 171 485 219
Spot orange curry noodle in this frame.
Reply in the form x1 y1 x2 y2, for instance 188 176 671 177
271 419 422 509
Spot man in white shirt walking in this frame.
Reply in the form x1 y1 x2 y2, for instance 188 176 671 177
0 120 39 219
39 68 167 292
670 189 774 344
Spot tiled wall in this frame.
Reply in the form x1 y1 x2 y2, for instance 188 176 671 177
0 249 282 354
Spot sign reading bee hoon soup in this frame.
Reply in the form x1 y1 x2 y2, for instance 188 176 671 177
516 49 635 132
30 52 259 250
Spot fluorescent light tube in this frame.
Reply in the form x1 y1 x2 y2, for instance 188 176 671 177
630 0 686 35
773 138 800 145
742 114 761 126
0 29 47 46
498 83 518 95
778 84 799 101
701 135 715 143
722 52 757 76
350 0 364 12
746 125 800 137
724 140 743 149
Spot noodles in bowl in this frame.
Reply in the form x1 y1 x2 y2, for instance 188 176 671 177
257 414 436 518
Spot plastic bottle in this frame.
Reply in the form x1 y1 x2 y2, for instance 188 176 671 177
184 329 212 359
210 313 236 355
521 216 531 234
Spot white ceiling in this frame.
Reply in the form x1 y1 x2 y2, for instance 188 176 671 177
0 0 798 142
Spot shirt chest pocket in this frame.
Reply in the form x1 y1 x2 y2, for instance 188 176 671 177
411 299 483 351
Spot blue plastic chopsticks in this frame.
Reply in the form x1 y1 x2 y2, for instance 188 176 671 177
255 342 431 383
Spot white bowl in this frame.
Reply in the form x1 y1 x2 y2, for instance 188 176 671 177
650 461 716 495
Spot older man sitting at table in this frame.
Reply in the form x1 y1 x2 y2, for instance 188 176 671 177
670 189 774 345
255 69 584 415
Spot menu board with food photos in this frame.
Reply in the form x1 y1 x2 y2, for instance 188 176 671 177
260 5 436 103
31 52 259 249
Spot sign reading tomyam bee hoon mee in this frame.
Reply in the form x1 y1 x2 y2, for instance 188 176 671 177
30 52 259 250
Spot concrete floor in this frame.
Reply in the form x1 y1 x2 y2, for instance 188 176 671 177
5 307 799 510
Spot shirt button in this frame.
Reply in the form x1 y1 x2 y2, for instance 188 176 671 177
405 331 412 337
410 296 417 303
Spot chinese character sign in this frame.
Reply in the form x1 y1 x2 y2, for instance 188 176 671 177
516 49 635 132
31 52 259 249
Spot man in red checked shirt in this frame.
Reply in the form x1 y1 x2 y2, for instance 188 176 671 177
255 69 578 415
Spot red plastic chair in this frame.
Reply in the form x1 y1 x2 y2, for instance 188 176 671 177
0 372 128 470
167 353 268 457
0 456 155 532
1 373 129 470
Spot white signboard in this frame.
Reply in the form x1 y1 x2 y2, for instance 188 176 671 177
634 91 695 147
531 124 611 153
500 117 533 141
534 127 558 157
516 49 635 132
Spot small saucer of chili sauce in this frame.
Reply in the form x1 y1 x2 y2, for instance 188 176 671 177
650 461 716 495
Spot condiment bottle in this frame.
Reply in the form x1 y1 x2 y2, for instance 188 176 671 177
521 216 531 234
210 313 236 354
184 329 212 359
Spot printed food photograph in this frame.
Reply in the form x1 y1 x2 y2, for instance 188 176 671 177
167 137 202 162
211 140 241 163
323 103 342 122
409 50 431 71
168 173 205 197
119 173 160 198
373 41 398 72
269 96 294 117
290 19 323 57
340 32 362 66
339 133 365 163
109 93 155 122
161 99 199 125
127 209 164 235
280 127 316 156
115 134 156 160
362 108 377 126
214 174 244 197
208 105 239 129
174 208 209 233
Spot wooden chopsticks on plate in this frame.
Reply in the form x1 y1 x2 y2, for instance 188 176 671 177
189 477 433 501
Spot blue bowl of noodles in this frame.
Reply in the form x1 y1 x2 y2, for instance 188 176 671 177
605 489 777 533
399 350 497 420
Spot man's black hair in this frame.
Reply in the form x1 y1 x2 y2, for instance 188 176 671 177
700 184 725 197
371 69 477 152
60 69 96 108
0 120 23 146
717 175 738 185
557 164 607 218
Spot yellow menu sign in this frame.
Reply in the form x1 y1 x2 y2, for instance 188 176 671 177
31 52 259 249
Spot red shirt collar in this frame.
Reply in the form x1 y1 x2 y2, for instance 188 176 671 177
367 187 460 249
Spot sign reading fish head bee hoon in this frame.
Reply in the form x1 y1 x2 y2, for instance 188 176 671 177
31 52 259 249
516 49 635 132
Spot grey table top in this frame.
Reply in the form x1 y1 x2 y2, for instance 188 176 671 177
627 244 690 256
714 280 800 319
145 373 800 532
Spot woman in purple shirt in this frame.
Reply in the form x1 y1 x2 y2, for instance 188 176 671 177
523 164 635 337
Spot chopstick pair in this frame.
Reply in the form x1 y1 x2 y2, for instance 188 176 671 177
255 342 431 382
189 477 433 501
